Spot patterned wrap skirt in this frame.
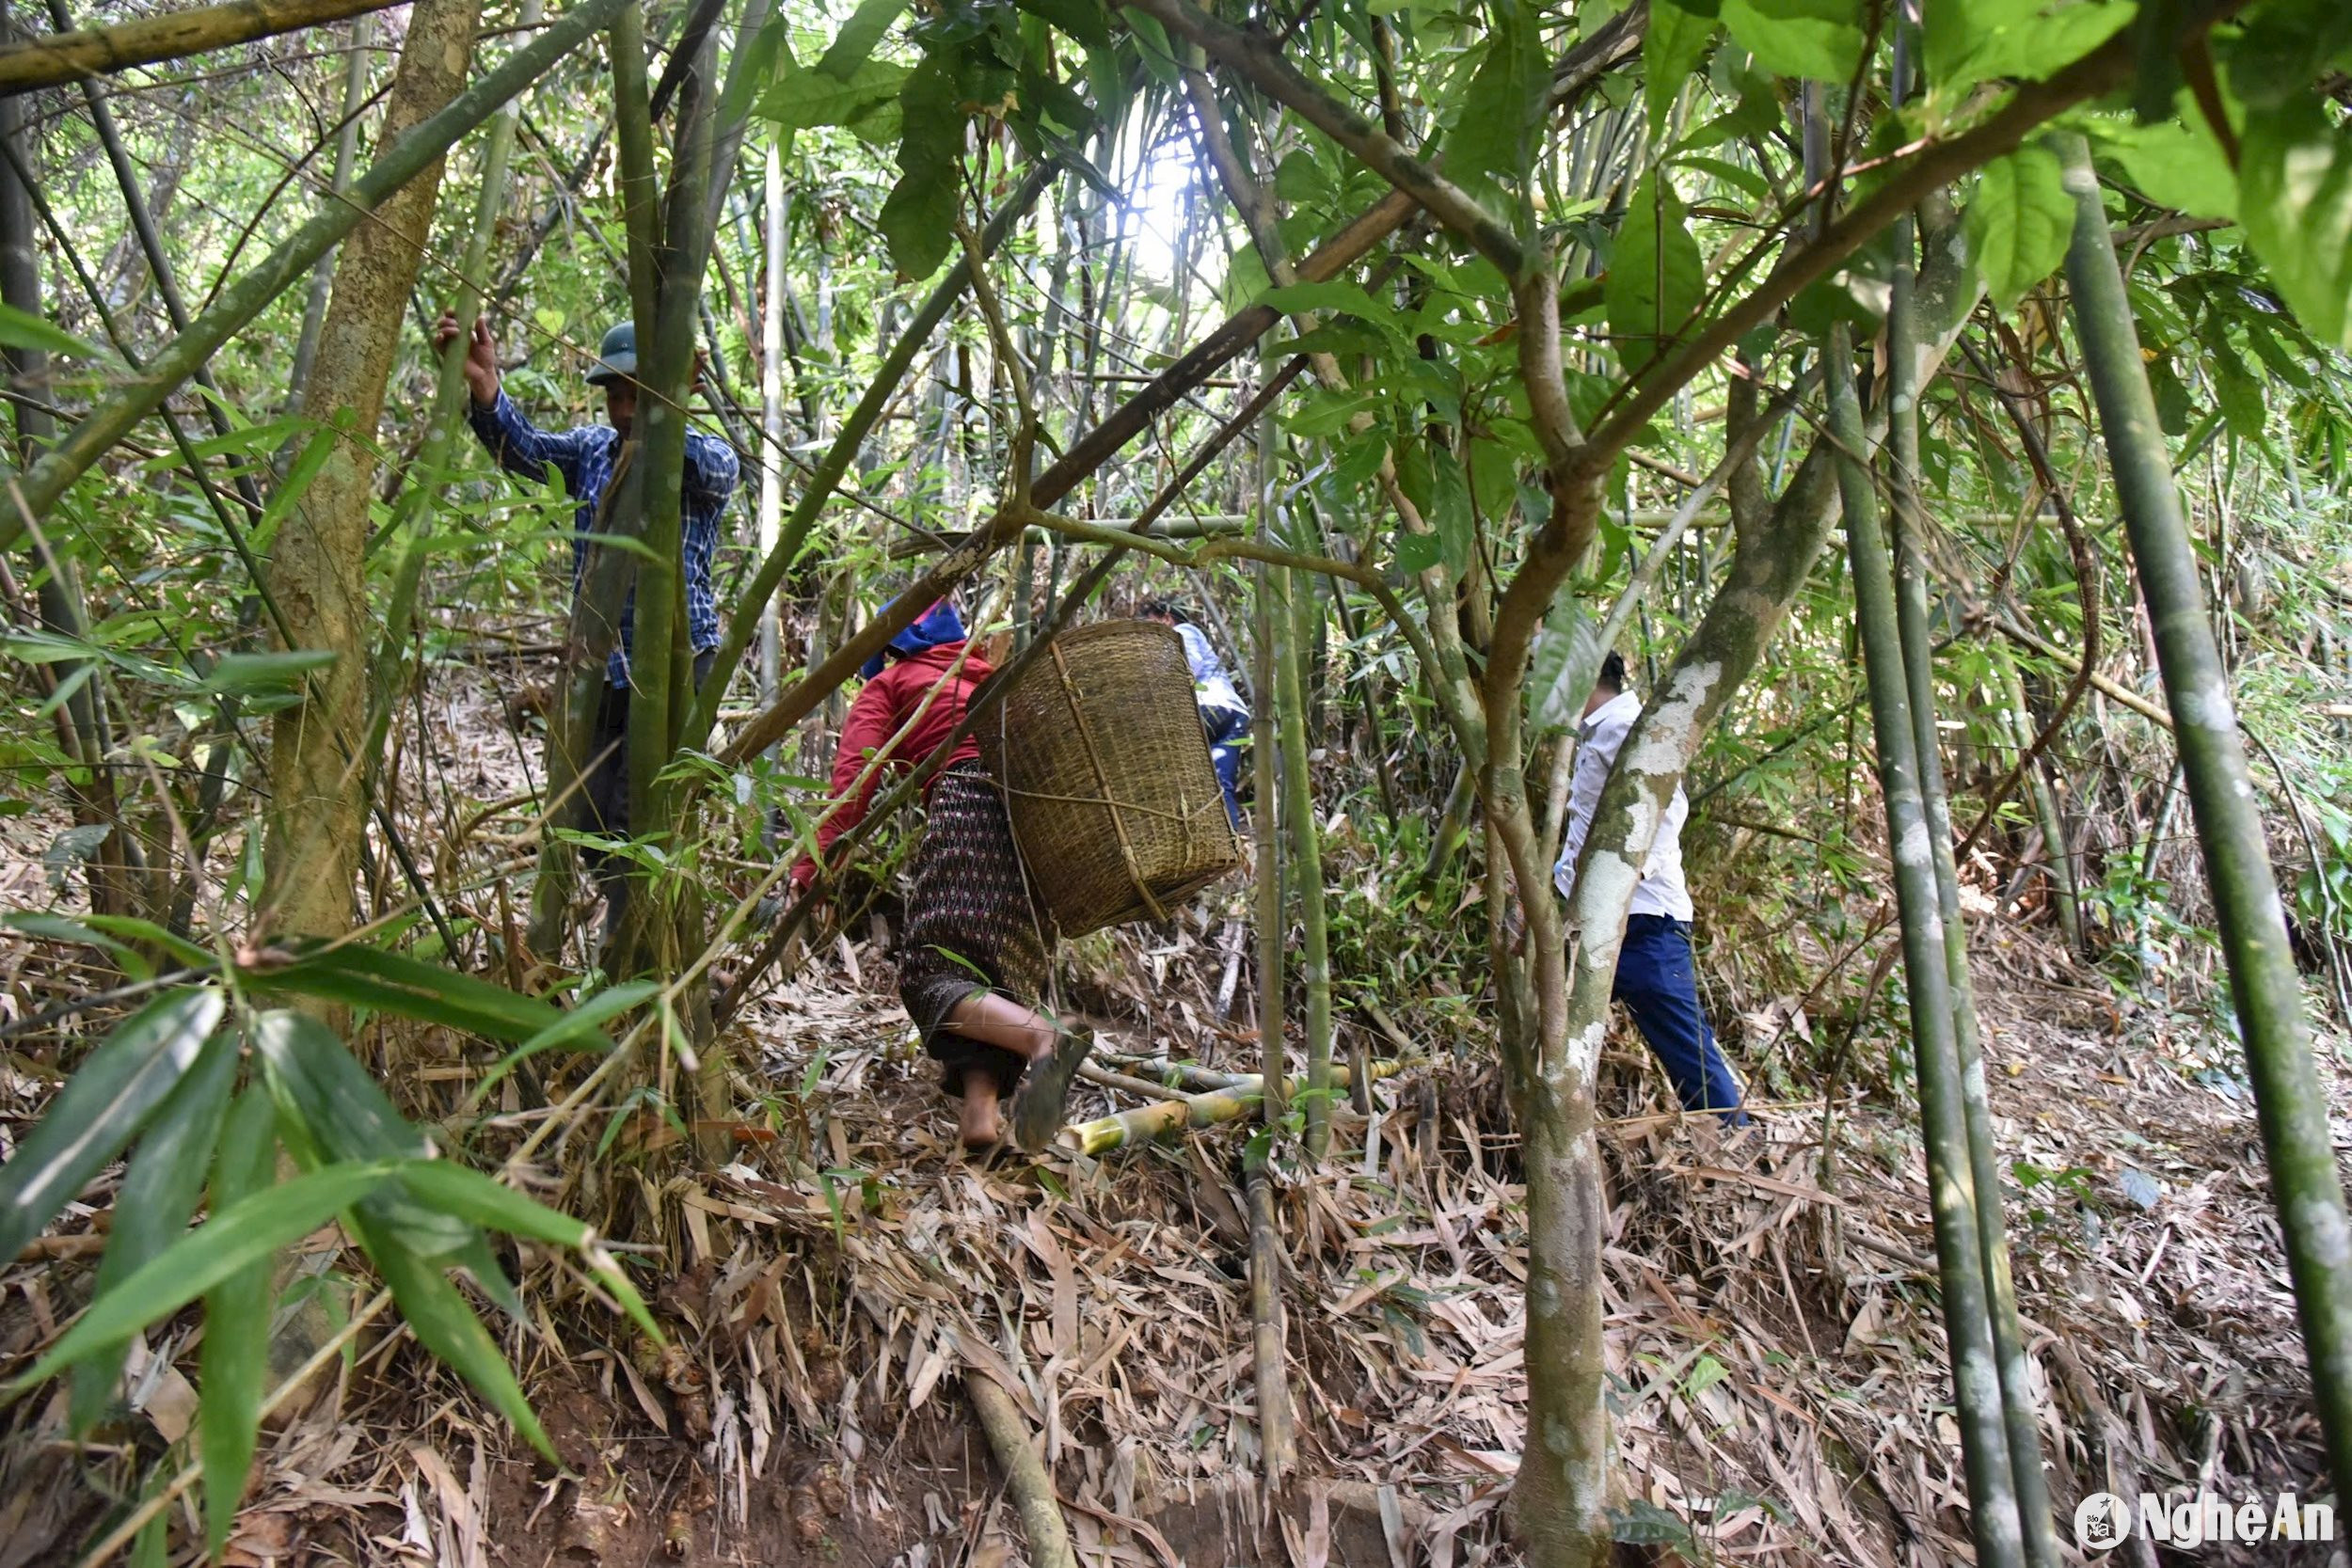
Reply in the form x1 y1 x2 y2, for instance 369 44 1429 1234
898 761 1049 1099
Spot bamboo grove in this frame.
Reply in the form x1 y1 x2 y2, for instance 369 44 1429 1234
0 0 2348 1563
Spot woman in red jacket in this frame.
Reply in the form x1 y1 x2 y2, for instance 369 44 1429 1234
791 599 1090 1151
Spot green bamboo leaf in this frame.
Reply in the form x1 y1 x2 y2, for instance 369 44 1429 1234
75 913 216 971
0 300 100 360
1965 146 2074 313
1720 0 1864 81
2239 97 2352 351
197 650 340 698
252 1010 472 1262
70 1029 240 1433
0 910 151 980
199 1086 278 1560
240 940 564 1042
12 1162 396 1390
1645 0 1717 143
0 987 225 1265
390 1162 661 1342
356 1212 554 1461
1605 172 1707 373
473 979 659 1106
250 423 340 554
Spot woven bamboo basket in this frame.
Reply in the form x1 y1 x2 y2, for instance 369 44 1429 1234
977 620 1240 938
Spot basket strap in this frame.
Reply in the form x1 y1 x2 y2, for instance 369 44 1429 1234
1050 639 1169 923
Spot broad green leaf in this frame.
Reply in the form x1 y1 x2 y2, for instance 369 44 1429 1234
1925 0 2135 97
1720 0 1864 82
2239 97 2352 351
70 1029 239 1433
200 1086 278 1558
1260 280 1404 335
1395 528 1442 575
12 1161 397 1389
815 0 909 78
2221 0 2352 111
755 57 908 132
198 649 339 698
240 940 564 1042
1443 0 1548 208
1605 172 1707 373
0 300 99 360
2094 113 2236 221
356 1212 553 1460
1964 147 2074 312
1527 590 1600 736
1012 0 1110 49
877 55 963 279
0 988 224 1264
1645 0 1717 143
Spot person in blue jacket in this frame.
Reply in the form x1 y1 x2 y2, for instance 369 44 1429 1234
1140 600 1248 828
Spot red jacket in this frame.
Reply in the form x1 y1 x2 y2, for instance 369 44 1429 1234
792 641 993 887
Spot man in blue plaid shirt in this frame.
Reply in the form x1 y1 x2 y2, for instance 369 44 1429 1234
436 310 741 942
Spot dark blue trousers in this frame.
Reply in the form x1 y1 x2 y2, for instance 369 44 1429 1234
1613 914 1748 1123
1201 704 1248 829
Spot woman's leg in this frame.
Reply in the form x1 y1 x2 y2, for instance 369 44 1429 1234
945 991 1060 1063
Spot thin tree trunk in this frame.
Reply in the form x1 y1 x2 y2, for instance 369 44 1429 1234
262 0 479 942
1251 392 1287 1126
1881 79 2056 1551
1829 322 2026 1568
756 132 785 704
1996 653 2083 951
1278 566 1333 1158
285 16 371 415
2057 126 2352 1503
0 26 135 918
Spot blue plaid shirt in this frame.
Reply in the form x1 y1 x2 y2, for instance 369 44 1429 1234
467 390 740 685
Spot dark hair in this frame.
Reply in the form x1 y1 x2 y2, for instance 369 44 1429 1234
1139 598 1185 623
1597 650 1628 693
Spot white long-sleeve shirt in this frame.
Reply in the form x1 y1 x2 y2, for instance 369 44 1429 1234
1174 621 1248 717
1552 689 1694 924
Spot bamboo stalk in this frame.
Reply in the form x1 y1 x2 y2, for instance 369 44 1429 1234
965 1370 1078 1568
1829 322 2026 1568
2056 127 2352 1503
1996 651 2084 951
1247 1159 1297 1483
1279 566 1334 1158
0 0 402 95
1882 72 2056 1551
1066 1061 1404 1157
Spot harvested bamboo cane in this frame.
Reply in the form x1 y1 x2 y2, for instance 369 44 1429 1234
964 1370 1078 1568
1066 1060 1407 1156
1247 1156 1298 1482
1091 1049 1253 1093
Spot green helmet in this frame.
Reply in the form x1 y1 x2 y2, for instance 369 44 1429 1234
585 321 638 385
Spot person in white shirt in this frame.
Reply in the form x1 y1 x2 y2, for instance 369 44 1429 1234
1141 600 1248 828
1554 652 1748 1122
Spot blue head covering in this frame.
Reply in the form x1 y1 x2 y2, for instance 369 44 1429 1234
860 597 967 680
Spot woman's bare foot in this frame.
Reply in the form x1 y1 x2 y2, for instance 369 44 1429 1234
959 1085 1005 1148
